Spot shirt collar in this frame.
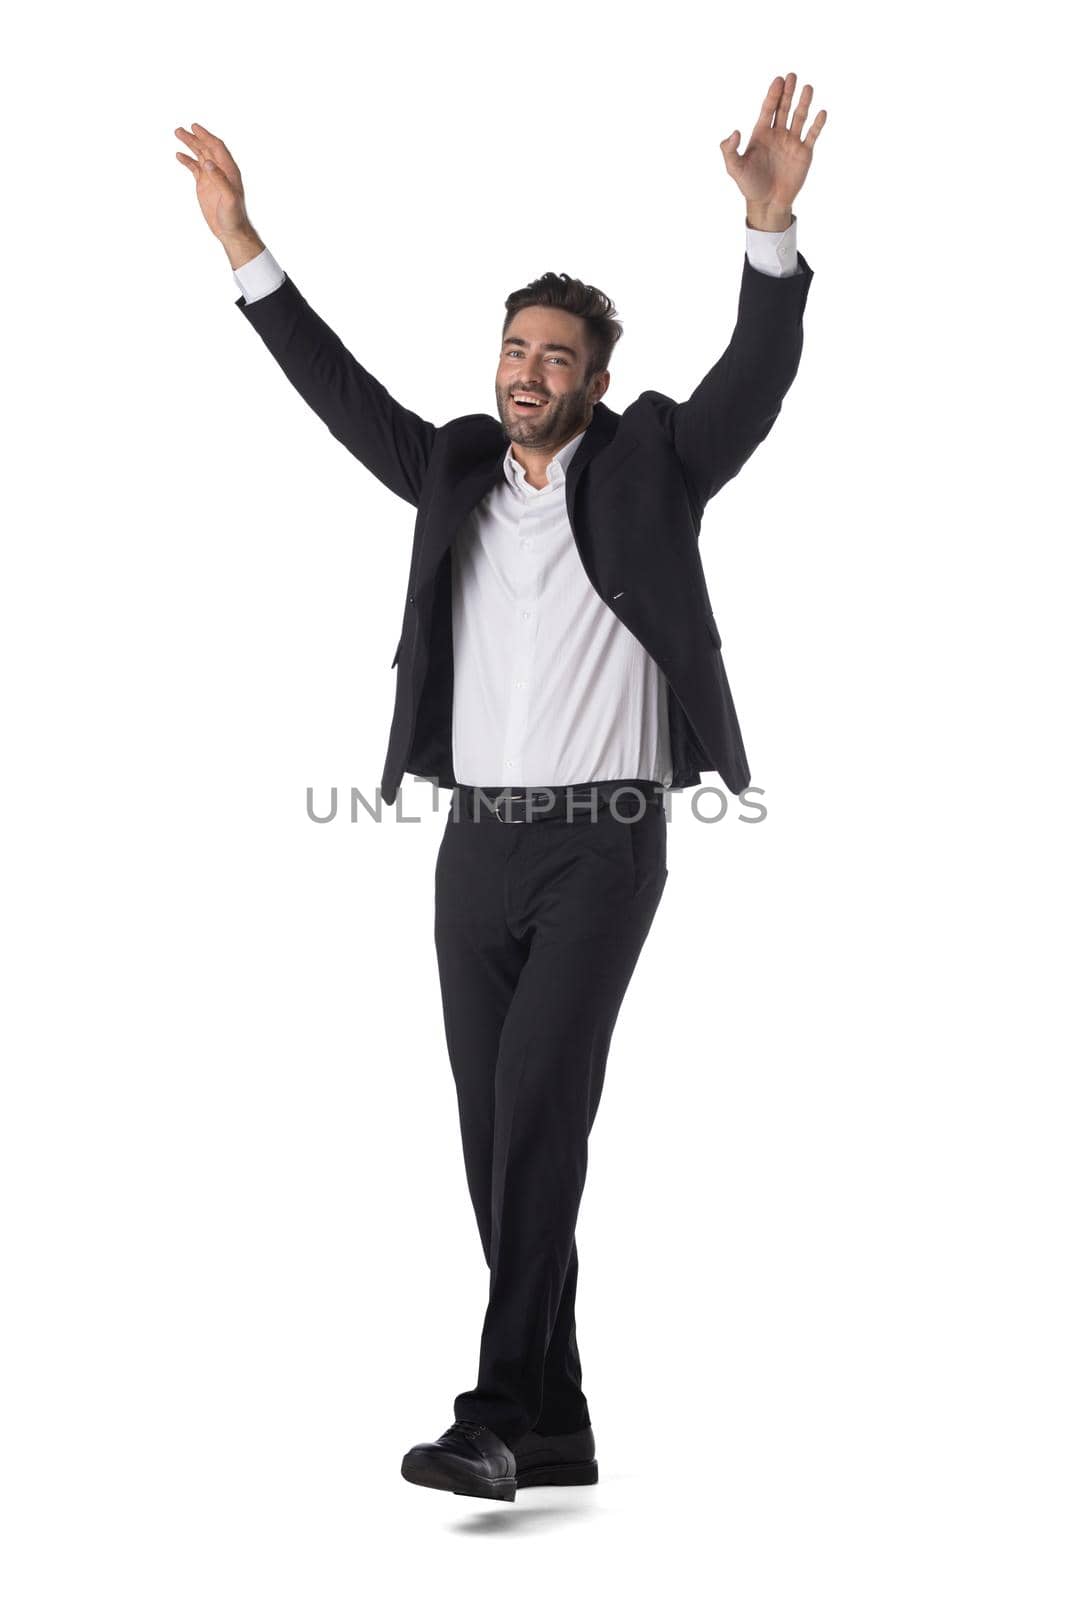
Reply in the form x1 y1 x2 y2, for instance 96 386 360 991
504 425 587 493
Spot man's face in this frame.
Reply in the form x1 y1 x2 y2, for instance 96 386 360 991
495 305 606 449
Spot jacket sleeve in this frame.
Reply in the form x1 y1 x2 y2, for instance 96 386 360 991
235 274 436 508
661 250 814 515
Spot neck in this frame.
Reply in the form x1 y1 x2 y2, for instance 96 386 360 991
510 416 590 487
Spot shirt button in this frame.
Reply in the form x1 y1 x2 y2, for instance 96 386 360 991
515 679 525 688
506 759 515 767
521 610 532 620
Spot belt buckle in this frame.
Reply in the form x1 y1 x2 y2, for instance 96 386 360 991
490 789 526 823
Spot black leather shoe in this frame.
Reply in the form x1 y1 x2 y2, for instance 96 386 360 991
511 1424 598 1488
401 1420 517 1501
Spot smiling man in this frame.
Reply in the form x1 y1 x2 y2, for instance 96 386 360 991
176 70 826 1504
498 302 611 485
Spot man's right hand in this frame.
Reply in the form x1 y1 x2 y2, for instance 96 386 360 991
174 123 264 269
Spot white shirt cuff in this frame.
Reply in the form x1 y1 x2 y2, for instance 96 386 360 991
745 215 799 278
233 246 287 304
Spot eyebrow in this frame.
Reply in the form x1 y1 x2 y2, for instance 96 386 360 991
502 336 580 358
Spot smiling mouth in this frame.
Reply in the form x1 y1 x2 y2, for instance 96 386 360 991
512 395 548 410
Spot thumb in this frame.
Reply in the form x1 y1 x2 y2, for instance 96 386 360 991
720 130 742 171
201 158 233 190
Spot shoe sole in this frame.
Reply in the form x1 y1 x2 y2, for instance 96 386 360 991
401 1454 516 1502
516 1459 599 1489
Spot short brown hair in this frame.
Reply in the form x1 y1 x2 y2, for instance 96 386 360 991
502 271 623 385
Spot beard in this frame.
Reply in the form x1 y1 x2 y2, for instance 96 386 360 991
495 381 591 448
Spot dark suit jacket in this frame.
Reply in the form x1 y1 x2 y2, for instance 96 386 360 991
236 250 814 804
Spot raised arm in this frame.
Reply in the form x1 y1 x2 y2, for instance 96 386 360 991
175 123 436 507
662 73 826 513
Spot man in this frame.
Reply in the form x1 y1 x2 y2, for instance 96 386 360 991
176 70 826 1504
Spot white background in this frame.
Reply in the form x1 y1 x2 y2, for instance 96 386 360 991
3 2 1063 1595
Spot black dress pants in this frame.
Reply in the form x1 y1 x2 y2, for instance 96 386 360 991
433 781 669 1449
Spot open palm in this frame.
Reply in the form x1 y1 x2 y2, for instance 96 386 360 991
721 73 827 213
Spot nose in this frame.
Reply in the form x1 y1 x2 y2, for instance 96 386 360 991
515 357 547 389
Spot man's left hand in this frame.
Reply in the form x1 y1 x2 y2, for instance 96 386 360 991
721 72 828 228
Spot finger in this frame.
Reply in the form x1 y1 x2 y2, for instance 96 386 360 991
754 74 785 133
191 122 234 162
773 71 797 130
802 109 828 148
187 123 241 184
789 83 813 137
174 127 216 174
174 146 232 190
174 141 210 179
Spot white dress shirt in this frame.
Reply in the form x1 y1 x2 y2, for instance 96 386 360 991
233 221 799 788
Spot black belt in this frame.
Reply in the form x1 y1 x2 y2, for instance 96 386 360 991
452 779 666 823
